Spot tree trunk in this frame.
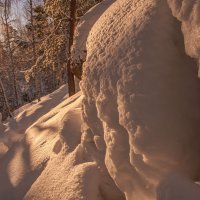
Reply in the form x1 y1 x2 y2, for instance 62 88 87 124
67 0 76 96
0 77 12 118
4 0 19 107
30 0 36 61
29 0 41 102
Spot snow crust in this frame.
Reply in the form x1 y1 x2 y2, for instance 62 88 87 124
167 0 200 77
81 0 200 199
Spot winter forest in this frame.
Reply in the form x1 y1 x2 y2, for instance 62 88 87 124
0 0 200 200
0 0 100 120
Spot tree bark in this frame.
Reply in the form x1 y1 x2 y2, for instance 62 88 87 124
4 0 19 107
29 0 41 102
67 0 76 96
0 77 12 118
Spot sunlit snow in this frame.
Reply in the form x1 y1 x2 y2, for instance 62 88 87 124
1 0 200 200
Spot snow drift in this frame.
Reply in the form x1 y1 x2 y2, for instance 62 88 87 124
0 88 124 200
81 0 200 199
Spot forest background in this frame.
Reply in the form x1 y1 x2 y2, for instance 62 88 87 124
0 0 101 120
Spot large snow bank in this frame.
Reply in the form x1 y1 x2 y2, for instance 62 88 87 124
167 0 200 77
81 0 200 199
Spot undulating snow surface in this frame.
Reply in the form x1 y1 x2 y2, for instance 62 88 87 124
0 87 124 200
0 85 69 148
1 0 200 200
81 0 200 199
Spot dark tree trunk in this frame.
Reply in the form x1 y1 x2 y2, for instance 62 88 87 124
0 77 12 118
29 0 41 102
4 0 19 107
67 0 76 96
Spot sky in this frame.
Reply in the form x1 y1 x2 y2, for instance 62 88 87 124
0 0 42 28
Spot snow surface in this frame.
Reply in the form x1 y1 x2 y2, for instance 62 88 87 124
1 0 200 200
157 173 200 200
0 86 124 200
0 85 69 148
167 0 200 77
81 0 200 199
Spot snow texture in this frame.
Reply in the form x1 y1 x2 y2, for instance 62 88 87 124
1 0 200 200
81 0 200 199
0 86 124 200
167 0 200 77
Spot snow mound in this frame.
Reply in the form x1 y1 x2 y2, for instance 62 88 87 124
81 0 200 199
0 85 69 148
0 86 123 199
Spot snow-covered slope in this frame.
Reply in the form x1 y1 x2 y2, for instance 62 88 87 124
0 85 69 148
81 0 200 199
0 86 123 200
